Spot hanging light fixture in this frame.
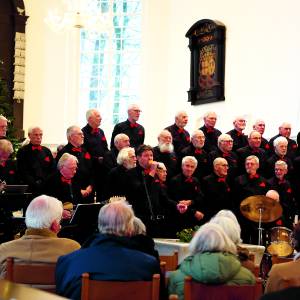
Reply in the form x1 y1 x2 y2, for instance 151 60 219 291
44 0 113 32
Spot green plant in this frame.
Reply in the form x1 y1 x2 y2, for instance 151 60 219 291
176 226 200 243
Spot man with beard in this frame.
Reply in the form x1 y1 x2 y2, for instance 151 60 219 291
227 116 248 151
199 111 222 152
153 130 178 182
165 111 190 156
253 119 270 153
110 104 145 150
181 130 210 183
106 147 137 198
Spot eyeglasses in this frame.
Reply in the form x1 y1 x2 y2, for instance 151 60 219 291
221 140 233 143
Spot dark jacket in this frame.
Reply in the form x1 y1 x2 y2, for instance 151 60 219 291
56 234 160 300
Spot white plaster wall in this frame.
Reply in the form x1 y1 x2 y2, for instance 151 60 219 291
23 0 300 146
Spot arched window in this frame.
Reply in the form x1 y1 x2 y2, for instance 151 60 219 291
79 0 142 126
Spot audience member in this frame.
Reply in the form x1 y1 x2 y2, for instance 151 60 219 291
56 200 160 300
168 223 255 300
0 195 80 278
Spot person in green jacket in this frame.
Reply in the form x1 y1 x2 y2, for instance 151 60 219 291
168 223 255 299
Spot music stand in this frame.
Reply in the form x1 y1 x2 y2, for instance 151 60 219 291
69 203 103 226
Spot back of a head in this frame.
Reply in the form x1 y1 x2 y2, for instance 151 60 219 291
210 216 242 245
214 210 240 228
25 195 63 229
98 200 134 236
189 223 237 256
132 217 146 235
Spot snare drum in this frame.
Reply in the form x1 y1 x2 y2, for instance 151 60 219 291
266 226 293 257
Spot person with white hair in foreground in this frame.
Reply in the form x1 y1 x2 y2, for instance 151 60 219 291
0 195 80 278
56 200 160 300
168 223 255 300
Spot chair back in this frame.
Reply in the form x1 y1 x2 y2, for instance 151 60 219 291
159 251 178 271
282 277 300 289
81 273 160 300
5 257 56 293
184 276 262 300
271 254 293 265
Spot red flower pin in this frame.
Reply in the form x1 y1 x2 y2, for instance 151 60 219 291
259 182 266 187
9 170 15 174
101 136 106 141
44 156 50 162
85 152 91 159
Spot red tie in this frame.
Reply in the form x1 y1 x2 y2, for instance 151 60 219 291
218 177 226 183
223 152 230 157
143 169 150 175
237 131 242 137
32 145 42 151
206 128 214 133
91 128 99 134
177 128 184 134
195 149 202 155
61 176 71 184
185 177 193 183
0 161 6 167
249 174 259 179
72 147 82 152
130 123 138 128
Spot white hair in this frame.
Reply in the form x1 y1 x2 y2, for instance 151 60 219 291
66 125 81 139
0 139 13 154
0 115 8 122
203 111 217 119
86 109 99 121
114 133 129 146
217 133 232 147
273 136 288 148
214 210 240 228
132 217 146 235
175 110 187 119
213 157 227 167
57 153 78 170
210 216 242 245
275 160 288 169
98 200 135 236
28 126 42 135
189 223 237 256
25 195 63 229
117 147 135 165
246 155 259 164
191 129 204 138
182 155 198 167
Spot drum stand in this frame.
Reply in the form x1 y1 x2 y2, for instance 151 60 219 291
258 207 263 246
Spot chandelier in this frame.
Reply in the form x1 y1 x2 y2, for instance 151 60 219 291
44 0 113 32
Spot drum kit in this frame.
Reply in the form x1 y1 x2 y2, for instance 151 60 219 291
240 195 294 257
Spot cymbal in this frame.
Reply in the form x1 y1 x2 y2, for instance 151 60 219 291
240 195 282 223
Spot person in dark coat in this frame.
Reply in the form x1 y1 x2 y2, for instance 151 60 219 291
253 119 271 153
202 157 233 221
110 104 145 150
199 111 222 153
55 200 160 300
153 130 179 183
16 126 56 194
103 133 130 174
82 109 109 200
237 130 268 176
233 155 269 243
56 126 94 203
168 156 205 231
227 116 248 151
181 130 210 184
165 111 190 156
269 122 297 159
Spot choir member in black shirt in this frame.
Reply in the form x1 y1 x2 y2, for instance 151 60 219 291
106 147 136 199
103 133 130 175
268 160 296 228
168 156 205 231
237 130 268 175
252 119 271 153
181 130 210 183
202 157 233 221
110 104 145 150
152 130 179 182
233 155 269 243
199 111 222 153
165 111 190 156
16 126 56 194
56 126 94 203
266 136 294 178
227 116 248 151
269 122 297 159
209 133 239 184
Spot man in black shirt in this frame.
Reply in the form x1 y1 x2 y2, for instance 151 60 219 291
227 116 248 151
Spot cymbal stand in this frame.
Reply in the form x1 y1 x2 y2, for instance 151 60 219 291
258 207 263 246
